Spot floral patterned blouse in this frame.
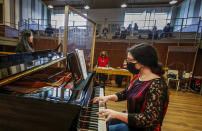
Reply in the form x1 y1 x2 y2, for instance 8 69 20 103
116 77 169 131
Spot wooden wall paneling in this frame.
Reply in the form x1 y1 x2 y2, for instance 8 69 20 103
153 43 178 66
167 52 195 73
94 41 197 70
94 41 129 67
166 46 197 77
33 38 58 51
179 43 194 46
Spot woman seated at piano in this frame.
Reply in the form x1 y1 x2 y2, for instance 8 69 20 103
16 30 34 53
94 43 169 131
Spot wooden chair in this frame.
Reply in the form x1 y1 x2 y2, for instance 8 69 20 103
167 69 180 91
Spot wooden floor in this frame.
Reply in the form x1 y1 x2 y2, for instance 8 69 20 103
105 83 202 131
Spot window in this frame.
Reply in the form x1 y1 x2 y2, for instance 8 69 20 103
124 13 145 29
124 12 168 30
51 13 87 28
68 13 87 27
51 14 64 28
155 13 168 30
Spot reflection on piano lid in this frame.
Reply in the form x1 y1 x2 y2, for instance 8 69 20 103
23 86 72 103
0 50 63 80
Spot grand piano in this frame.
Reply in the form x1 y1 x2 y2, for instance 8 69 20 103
0 50 106 131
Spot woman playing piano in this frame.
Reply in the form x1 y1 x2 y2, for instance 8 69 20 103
16 30 34 53
93 43 169 131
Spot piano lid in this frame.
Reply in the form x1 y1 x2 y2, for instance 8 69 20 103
0 50 65 87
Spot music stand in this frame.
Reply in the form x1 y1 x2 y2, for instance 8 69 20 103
66 53 84 88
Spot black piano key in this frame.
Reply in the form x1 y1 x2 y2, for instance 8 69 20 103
83 106 99 110
77 125 98 131
80 109 99 114
80 112 98 117
79 117 98 123
81 112 99 117
78 122 98 130
78 125 98 130
77 87 106 131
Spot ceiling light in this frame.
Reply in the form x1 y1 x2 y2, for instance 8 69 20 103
84 5 90 10
121 3 127 8
48 5 53 9
169 0 177 5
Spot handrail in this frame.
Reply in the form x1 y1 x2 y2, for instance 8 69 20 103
0 17 201 46
0 51 15 55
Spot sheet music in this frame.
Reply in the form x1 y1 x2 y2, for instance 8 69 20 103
75 49 88 79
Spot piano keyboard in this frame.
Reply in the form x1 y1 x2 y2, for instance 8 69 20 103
77 87 107 131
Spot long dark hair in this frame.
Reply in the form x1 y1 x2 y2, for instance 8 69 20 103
128 43 165 76
20 30 34 52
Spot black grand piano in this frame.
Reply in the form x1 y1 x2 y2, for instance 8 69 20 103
0 50 106 131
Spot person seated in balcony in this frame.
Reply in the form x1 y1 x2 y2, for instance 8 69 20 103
113 27 121 39
148 26 158 40
102 27 109 39
96 30 102 39
133 23 139 33
120 27 127 39
16 30 34 53
153 26 158 39
160 23 172 39
127 24 132 35
147 30 153 40
45 24 54 36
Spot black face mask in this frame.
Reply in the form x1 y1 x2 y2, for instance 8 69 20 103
101 54 105 58
127 62 140 74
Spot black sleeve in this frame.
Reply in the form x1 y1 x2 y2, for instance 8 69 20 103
128 79 168 128
16 42 26 53
115 88 127 101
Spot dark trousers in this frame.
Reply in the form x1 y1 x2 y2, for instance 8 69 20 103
115 75 125 87
107 117 129 131
98 73 108 84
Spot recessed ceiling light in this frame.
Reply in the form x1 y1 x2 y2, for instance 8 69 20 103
48 5 53 9
121 3 127 8
169 0 177 5
84 5 90 10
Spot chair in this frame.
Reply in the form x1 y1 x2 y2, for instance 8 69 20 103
167 69 180 91
182 71 192 90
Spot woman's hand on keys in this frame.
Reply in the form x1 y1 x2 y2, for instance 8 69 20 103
93 96 109 106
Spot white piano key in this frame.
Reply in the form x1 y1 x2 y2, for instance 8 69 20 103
98 88 107 131
10 65 17 74
20 64 25 71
